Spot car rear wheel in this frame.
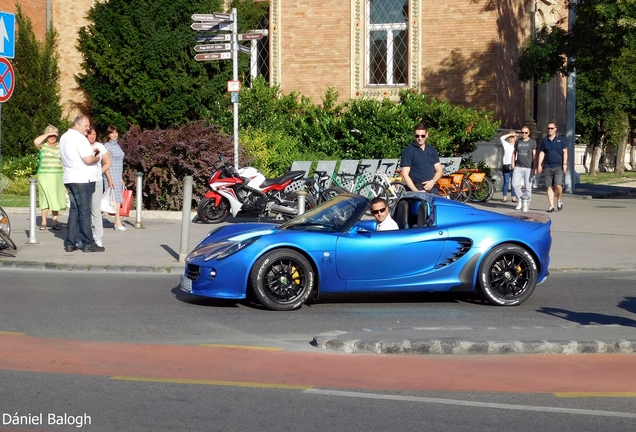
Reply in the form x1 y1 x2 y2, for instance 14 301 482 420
478 243 538 306
250 249 315 311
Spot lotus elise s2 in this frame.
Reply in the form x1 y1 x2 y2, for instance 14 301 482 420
181 192 551 311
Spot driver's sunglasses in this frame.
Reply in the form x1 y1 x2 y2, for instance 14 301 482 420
414 134 426 138
371 207 387 215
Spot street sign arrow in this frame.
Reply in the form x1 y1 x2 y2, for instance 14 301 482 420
192 14 224 22
191 22 232 31
237 33 263 41
194 52 232 61
237 44 251 55
0 12 16 58
195 34 231 43
213 12 233 21
194 43 231 52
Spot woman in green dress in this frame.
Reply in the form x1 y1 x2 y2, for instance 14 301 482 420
33 125 66 230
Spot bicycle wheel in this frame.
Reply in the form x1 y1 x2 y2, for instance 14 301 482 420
319 187 347 204
0 228 16 250
469 176 495 202
358 181 388 201
0 206 10 237
387 181 407 208
449 179 471 202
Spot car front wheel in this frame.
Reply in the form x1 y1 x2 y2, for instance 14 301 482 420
478 243 538 306
250 248 315 311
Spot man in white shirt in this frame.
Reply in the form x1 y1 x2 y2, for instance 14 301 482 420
370 197 398 231
59 115 105 252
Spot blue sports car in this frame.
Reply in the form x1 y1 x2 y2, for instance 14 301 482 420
181 192 551 311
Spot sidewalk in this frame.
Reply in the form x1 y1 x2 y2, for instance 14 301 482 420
1 183 635 272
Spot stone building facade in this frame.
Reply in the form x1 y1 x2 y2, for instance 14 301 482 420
3 0 568 133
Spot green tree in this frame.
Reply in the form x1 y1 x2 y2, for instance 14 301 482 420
515 1 636 175
2 4 63 158
76 0 231 132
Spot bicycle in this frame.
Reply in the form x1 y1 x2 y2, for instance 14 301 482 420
304 170 347 204
453 159 495 202
371 162 406 208
437 162 472 202
0 206 17 250
331 163 388 201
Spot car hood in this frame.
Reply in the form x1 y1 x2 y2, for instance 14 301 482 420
197 223 280 247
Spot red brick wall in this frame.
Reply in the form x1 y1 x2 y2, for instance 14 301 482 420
0 0 48 41
420 0 526 127
279 0 351 103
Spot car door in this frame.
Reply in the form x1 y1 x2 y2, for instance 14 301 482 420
335 227 447 290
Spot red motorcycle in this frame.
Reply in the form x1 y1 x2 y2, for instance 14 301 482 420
197 161 316 224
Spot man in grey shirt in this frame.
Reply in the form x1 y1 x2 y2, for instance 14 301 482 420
511 126 537 210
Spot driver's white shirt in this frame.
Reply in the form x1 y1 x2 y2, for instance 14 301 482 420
377 215 399 231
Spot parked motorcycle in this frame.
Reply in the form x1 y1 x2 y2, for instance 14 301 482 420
197 159 317 224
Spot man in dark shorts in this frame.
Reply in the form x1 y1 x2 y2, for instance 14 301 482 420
400 123 443 194
538 122 568 213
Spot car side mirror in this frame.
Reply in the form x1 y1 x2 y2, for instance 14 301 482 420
354 220 378 233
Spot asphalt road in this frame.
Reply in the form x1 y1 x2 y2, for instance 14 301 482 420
1 269 636 347
2 369 635 432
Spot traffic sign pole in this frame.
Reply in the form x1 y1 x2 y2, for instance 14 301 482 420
191 8 240 169
232 8 239 171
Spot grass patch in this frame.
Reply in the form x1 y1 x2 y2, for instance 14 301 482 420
0 194 30 207
577 171 636 185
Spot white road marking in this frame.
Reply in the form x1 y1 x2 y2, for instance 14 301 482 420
303 388 636 419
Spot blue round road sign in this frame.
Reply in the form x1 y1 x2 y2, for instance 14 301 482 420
0 57 15 103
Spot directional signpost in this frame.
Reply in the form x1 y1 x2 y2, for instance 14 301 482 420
191 22 232 31
237 33 263 41
192 9 263 169
192 9 240 169
194 52 232 61
195 34 231 43
194 43 231 52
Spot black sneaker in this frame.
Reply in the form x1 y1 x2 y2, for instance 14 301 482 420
547 207 555 213
81 244 105 253
557 201 563 211
64 245 78 252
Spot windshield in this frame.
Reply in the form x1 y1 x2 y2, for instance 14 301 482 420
280 193 368 232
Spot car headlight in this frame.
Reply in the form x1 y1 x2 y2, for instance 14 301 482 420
215 236 260 261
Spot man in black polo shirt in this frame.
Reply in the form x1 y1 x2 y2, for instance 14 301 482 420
401 123 443 194
538 122 568 213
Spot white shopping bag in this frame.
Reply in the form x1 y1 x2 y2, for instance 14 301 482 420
100 188 117 214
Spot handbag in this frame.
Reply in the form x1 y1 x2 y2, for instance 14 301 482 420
120 188 133 217
100 188 117 214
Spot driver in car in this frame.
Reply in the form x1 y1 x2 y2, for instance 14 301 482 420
370 197 398 231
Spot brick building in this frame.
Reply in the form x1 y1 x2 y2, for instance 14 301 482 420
269 0 568 132
2 0 568 132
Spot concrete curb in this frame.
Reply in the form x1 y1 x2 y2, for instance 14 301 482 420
312 332 636 355
0 260 183 274
1 207 196 221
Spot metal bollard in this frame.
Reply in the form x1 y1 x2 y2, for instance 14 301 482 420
296 190 307 215
520 189 531 213
179 176 193 263
134 172 144 229
27 178 38 244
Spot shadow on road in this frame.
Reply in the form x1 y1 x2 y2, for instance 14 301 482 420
538 304 636 327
